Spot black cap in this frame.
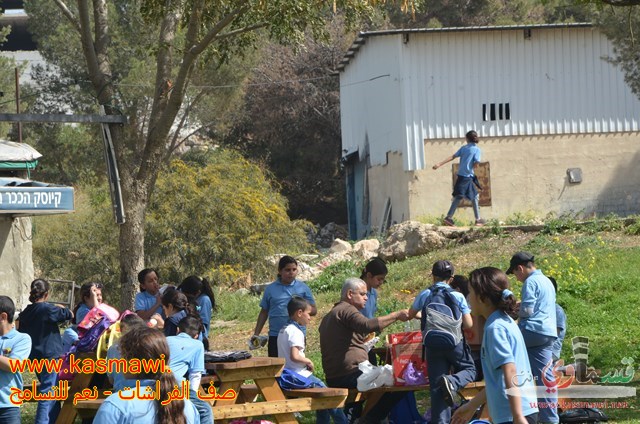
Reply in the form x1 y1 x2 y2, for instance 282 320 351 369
506 251 535 274
432 260 454 279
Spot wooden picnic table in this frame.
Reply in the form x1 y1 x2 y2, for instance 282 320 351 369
203 356 347 423
345 380 488 418
56 352 111 424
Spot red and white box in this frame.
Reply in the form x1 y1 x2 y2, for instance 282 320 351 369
388 331 428 386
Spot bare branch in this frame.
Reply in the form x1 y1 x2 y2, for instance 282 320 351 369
52 0 81 34
167 90 208 158
168 122 213 158
215 22 268 40
191 2 251 56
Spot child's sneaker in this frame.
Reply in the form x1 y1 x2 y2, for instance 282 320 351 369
440 375 460 408
443 217 455 226
475 218 486 227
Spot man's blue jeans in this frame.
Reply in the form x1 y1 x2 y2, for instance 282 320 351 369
447 195 480 220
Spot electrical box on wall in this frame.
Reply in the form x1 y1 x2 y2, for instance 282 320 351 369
567 168 582 184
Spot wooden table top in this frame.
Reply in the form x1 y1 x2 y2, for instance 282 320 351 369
204 356 285 370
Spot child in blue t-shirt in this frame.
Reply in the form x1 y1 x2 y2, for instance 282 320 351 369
452 267 539 424
178 275 216 340
167 315 212 424
93 326 199 424
359 257 388 320
135 268 163 321
252 255 317 357
432 130 485 227
0 295 32 424
407 261 475 424
277 297 346 424
17 279 73 424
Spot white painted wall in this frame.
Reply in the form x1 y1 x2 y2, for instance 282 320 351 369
340 36 405 167
340 25 640 172
0 216 33 311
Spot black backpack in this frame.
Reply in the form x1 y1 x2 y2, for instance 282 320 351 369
420 285 463 351
559 408 608 423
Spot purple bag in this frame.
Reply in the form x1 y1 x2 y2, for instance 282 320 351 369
76 315 113 352
402 361 428 386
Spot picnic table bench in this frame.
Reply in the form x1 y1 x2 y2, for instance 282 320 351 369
203 357 348 423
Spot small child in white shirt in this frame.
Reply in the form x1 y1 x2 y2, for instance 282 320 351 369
277 297 347 424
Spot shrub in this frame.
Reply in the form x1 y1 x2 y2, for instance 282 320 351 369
146 149 312 284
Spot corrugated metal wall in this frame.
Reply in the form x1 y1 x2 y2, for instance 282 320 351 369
340 26 640 172
340 36 404 167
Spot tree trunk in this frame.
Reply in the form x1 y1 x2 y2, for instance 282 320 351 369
118 174 148 311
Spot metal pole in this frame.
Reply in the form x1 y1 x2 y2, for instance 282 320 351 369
14 67 22 143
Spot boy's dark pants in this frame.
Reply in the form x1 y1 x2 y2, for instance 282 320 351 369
426 341 476 424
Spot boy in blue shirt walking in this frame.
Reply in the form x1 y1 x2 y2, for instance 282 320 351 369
433 130 485 227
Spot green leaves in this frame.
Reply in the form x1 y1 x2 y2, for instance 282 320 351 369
146 149 311 284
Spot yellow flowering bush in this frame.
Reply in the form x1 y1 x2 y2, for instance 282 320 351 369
541 239 600 295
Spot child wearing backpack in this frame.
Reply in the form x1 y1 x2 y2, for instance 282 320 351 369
452 267 539 424
17 279 73 424
407 260 476 424
277 297 347 424
62 282 104 353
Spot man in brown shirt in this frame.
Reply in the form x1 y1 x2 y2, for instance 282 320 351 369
319 277 409 424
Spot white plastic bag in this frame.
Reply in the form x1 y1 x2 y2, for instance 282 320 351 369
357 361 382 391
374 364 395 387
357 361 395 391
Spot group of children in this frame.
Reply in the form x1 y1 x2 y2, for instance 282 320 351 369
0 271 216 424
251 253 566 424
0 250 567 424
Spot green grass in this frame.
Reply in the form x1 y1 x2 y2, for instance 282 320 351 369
212 228 640 423
19 228 640 423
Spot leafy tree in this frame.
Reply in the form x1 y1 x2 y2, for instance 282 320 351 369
382 0 594 27
25 0 374 310
222 17 350 224
594 3 640 100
